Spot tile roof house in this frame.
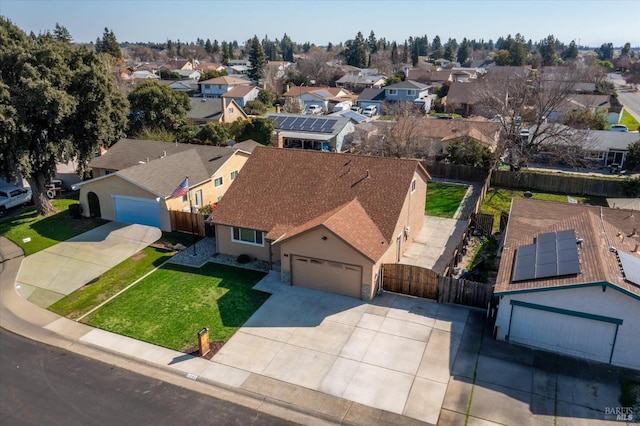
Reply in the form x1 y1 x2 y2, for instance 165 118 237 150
186 97 248 125
266 113 354 152
493 198 640 369
78 139 254 231
199 75 253 98
208 146 430 300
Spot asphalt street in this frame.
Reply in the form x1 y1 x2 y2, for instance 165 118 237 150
610 72 640 121
0 329 300 426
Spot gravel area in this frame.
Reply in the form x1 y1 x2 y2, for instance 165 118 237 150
168 238 270 272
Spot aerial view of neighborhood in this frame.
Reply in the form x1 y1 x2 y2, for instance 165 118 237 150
1 1 640 425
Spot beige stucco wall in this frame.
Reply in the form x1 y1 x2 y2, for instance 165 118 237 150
166 151 250 212
388 169 428 259
279 227 375 299
215 224 271 260
78 175 171 231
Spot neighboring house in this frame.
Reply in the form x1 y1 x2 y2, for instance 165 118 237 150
166 80 199 95
282 86 356 113
335 69 387 91
329 109 371 125
199 75 253 98
407 69 453 85
265 61 294 79
546 94 611 122
444 80 482 116
368 116 500 157
187 97 248 125
356 88 386 114
130 70 160 80
266 113 354 152
172 69 201 81
194 62 226 73
78 139 254 231
208 146 430 300
493 198 640 370
383 80 435 111
163 59 193 70
221 85 260 108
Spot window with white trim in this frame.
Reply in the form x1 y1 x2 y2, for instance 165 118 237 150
195 189 203 207
214 177 223 187
411 178 417 193
230 170 238 181
231 227 264 246
407 89 416 96
388 89 397 95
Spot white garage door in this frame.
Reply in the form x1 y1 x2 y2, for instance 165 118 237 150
509 302 619 363
113 195 161 228
291 255 362 299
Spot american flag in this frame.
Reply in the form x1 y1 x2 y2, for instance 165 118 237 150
171 177 189 198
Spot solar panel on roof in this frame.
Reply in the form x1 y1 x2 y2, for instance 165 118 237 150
617 250 640 286
512 229 580 282
315 90 331 98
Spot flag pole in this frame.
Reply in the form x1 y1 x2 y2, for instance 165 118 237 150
187 176 197 256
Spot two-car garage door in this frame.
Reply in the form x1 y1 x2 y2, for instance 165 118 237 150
291 255 362 299
508 302 620 364
113 195 161 228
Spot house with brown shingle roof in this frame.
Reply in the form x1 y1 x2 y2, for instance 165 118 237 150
494 198 640 369
208 146 430 300
77 139 255 231
199 75 253 98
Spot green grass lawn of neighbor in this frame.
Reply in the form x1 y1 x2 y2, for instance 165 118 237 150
82 263 269 352
0 196 107 255
426 181 469 218
480 187 607 233
620 110 640 131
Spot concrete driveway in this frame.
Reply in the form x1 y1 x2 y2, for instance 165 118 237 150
16 222 161 308
213 274 470 424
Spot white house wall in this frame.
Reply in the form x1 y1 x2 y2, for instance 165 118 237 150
495 285 640 369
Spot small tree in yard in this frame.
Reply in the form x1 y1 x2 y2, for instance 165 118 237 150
197 123 229 145
625 140 640 171
474 66 594 169
0 18 127 216
446 137 493 167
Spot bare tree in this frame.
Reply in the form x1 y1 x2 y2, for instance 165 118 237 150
295 46 337 85
369 51 393 76
475 66 596 169
283 96 304 114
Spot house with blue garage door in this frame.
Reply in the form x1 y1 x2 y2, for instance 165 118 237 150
76 138 256 231
493 198 640 370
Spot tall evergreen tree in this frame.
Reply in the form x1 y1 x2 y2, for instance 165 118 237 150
344 32 368 68
561 40 579 61
53 23 71 43
457 38 469 64
391 41 398 64
248 35 266 81
538 34 558 66
431 35 443 59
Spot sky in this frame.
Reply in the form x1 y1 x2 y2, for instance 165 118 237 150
1 0 638 48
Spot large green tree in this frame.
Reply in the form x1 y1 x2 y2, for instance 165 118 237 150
248 35 266 82
446 137 493 167
625 140 640 171
127 80 190 136
0 18 127 215
344 32 368 68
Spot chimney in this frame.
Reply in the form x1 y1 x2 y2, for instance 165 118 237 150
276 104 281 113
275 131 283 149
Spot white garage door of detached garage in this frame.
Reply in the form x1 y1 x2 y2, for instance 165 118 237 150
113 195 161 228
291 255 362 299
508 300 621 364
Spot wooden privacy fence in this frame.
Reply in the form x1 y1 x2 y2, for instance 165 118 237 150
382 263 494 309
491 170 626 197
170 210 206 236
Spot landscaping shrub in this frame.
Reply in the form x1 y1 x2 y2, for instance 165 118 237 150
237 254 251 264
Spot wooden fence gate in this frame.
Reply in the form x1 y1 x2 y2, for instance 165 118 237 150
170 210 205 236
382 263 494 309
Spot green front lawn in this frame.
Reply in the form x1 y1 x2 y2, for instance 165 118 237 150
620 110 640 131
48 246 175 320
0 196 107 255
426 181 469 218
479 188 607 233
82 263 268 351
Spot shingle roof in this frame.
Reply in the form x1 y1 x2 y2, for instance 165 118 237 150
186 98 223 121
222 85 257 98
358 88 386 101
384 80 430 90
198 75 250 85
89 139 236 183
495 198 640 298
209 147 430 257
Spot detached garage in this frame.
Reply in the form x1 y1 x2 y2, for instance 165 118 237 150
113 195 161 228
291 255 362 298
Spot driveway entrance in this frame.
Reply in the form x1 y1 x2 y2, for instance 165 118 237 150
15 222 161 308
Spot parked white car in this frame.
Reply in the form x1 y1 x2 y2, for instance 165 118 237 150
609 124 628 132
363 105 377 117
0 185 32 217
305 105 322 115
